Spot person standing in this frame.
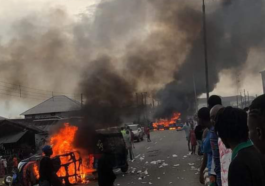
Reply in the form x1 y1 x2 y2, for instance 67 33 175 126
210 105 224 186
183 122 191 151
3 158 7 175
190 125 197 154
248 94 265 154
12 156 18 169
145 127 151 142
198 107 216 186
208 95 222 110
98 146 116 186
121 127 126 137
215 107 265 186
195 124 204 155
124 130 133 161
39 145 62 186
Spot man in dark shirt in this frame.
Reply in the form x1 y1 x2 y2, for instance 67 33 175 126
98 147 116 186
248 94 265 154
215 107 265 186
39 145 62 186
195 124 203 155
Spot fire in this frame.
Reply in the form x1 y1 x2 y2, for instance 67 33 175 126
33 163 40 180
50 123 94 184
153 112 181 130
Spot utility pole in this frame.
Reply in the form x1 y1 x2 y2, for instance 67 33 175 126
248 92 250 106
202 0 210 100
240 92 243 108
244 89 246 108
81 94 83 108
193 75 198 112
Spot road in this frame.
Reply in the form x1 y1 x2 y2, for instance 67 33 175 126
86 130 202 186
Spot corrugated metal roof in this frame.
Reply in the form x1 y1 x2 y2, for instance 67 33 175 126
21 95 81 116
0 131 27 144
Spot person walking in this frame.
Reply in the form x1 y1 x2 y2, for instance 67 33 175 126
215 107 265 186
183 122 191 151
39 145 62 186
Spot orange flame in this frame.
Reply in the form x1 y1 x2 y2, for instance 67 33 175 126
50 123 94 184
33 163 40 180
153 112 181 130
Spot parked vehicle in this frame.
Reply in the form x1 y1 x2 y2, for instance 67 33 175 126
94 127 129 173
176 124 184 131
128 124 144 142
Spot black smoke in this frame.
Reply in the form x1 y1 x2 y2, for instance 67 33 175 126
155 0 265 118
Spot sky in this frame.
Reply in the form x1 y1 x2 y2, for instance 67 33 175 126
0 0 98 118
0 0 264 118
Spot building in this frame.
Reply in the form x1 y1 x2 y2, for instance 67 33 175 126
261 70 265 94
0 119 43 156
21 95 81 119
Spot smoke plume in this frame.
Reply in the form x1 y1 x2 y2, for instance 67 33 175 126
1 0 265 122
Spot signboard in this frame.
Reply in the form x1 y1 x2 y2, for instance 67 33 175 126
261 71 265 94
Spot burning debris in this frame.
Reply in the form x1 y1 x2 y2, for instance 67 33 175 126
49 123 95 184
153 112 181 130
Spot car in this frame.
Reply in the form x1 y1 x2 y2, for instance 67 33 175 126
94 127 129 173
176 124 184 131
128 124 144 142
169 123 176 130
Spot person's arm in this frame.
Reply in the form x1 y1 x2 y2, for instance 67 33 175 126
200 153 207 184
228 161 252 186
210 131 222 186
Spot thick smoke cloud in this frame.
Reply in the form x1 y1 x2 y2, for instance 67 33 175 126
155 0 265 117
1 0 265 122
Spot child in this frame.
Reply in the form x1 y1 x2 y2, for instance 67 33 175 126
190 126 197 154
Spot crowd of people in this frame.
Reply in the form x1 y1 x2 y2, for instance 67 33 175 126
186 94 265 186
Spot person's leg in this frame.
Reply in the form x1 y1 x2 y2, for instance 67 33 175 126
188 138 191 151
129 147 133 160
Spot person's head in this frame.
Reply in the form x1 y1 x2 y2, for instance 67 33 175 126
243 107 249 112
208 95 222 110
197 107 211 129
210 105 223 125
42 145 53 157
215 107 248 149
248 94 265 154
121 127 124 131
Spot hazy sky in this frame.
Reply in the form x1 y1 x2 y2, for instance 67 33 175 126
0 0 98 118
0 0 264 118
